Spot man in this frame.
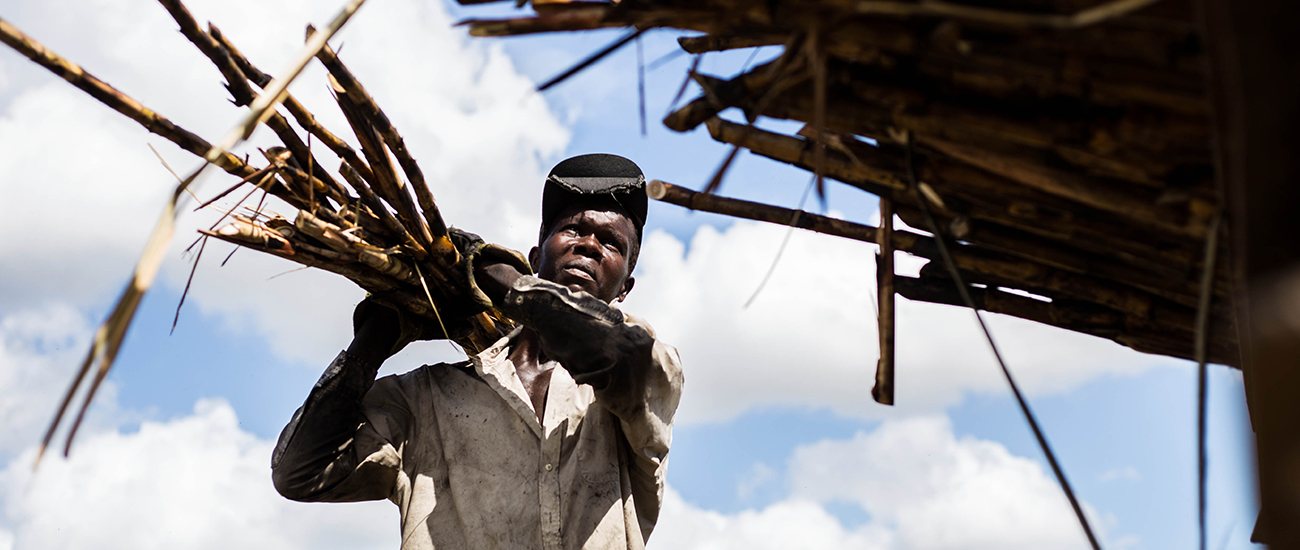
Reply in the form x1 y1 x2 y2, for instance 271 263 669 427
270 153 683 550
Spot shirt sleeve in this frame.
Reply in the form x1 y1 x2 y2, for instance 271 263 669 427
270 350 414 503
580 316 684 539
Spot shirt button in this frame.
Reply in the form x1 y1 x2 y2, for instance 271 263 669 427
544 463 554 472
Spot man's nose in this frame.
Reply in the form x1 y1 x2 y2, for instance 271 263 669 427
571 233 602 257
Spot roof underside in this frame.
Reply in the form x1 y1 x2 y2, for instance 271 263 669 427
460 0 1237 366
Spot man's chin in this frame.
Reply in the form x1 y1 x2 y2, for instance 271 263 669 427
549 273 602 298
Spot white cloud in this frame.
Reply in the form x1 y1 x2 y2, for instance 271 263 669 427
652 487 890 550
0 306 124 459
735 462 777 501
0 399 395 550
788 416 1097 549
625 221 1184 424
654 416 1119 550
0 0 568 365
0 397 1125 550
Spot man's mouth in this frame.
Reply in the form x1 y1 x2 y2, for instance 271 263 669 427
561 263 596 282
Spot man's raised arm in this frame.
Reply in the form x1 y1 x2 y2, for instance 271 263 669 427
270 228 529 503
270 304 412 503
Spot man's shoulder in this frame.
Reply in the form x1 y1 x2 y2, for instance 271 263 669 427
620 310 666 341
375 359 480 393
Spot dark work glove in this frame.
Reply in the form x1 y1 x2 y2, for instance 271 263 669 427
449 227 532 311
500 275 653 388
351 295 443 359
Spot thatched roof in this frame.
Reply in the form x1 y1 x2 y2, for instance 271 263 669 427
460 0 1235 367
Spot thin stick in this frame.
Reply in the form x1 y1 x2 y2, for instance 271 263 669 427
647 47 685 71
171 235 207 334
636 35 647 136
537 28 646 92
701 36 808 195
412 262 451 341
1194 211 1223 550
808 23 828 203
268 265 311 280
740 46 763 73
665 53 703 117
194 166 273 211
221 187 272 267
148 144 200 202
898 131 1102 549
855 0 1160 29
744 174 816 308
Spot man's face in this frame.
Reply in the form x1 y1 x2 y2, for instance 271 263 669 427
531 206 637 303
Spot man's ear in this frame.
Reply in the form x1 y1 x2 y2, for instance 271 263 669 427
528 246 540 273
616 276 635 303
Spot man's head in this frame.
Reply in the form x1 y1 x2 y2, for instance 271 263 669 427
529 154 647 303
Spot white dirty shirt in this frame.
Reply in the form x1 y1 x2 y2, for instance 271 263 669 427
271 320 683 550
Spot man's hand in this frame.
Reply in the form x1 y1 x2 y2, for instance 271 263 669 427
348 297 438 361
452 227 533 312
500 275 653 387
475 262 526 305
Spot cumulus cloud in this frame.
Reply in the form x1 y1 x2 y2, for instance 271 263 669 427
625 221 1184 424
652 488 890 550
0 0 567 365
788 416 1097 549
653 416 1114 550
0 306 124 459
0 399 395 550
1 397 1107 550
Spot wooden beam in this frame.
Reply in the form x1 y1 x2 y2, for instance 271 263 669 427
873 196 896 405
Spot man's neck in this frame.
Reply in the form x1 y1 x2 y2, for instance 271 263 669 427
508 329 555 424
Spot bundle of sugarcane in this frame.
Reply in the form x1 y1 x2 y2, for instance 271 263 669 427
0 0 511 460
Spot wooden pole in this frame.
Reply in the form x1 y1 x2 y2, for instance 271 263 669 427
872 196 895 405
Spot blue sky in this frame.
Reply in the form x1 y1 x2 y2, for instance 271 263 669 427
0 1 1261 548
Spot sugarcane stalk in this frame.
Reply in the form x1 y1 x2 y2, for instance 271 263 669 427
158 0 348 206
294 210 419 284
209 24 384 195
0 17 253 179
313 32 457 261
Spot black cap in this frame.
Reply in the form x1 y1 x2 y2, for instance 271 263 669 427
541 153 648 240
